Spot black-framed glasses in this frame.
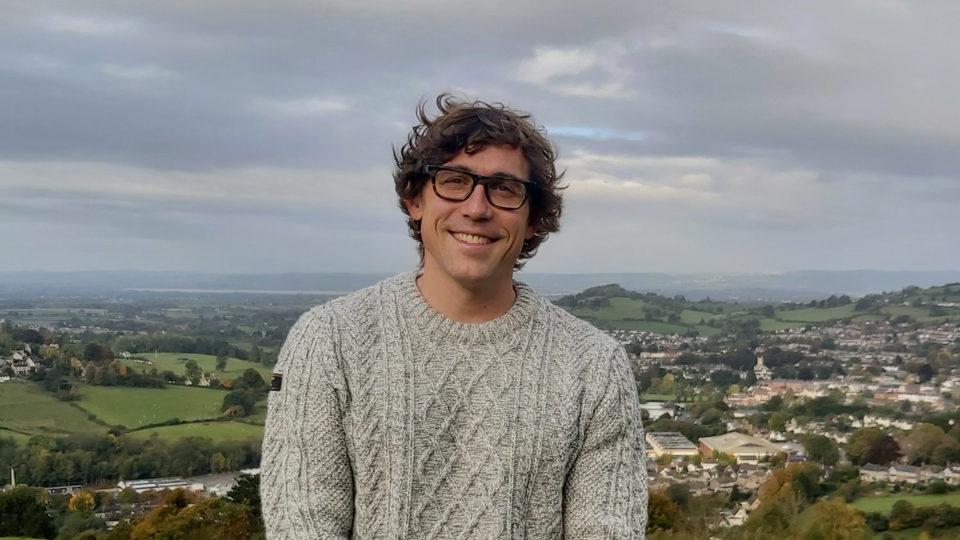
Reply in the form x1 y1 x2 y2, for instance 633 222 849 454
424 165 535 210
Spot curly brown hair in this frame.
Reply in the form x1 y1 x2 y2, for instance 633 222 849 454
393 94 564 269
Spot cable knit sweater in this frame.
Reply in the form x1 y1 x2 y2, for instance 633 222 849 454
260 272 648 539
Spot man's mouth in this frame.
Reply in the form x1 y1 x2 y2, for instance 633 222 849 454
451 232 495 245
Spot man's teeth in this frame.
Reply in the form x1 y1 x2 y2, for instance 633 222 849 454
452 232 493 245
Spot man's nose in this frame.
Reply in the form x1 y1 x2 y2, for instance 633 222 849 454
461 184 494 219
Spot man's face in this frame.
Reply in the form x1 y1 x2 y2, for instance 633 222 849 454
405 144 535 290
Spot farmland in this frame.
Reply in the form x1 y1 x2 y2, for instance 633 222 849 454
0 382 104 438
127 420 264 442
119 352 272 381
75 384 228 429
852 493 960 514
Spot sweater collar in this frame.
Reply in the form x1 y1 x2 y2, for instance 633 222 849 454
393 270 540 344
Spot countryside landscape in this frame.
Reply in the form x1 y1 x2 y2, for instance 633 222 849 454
3 275 960 538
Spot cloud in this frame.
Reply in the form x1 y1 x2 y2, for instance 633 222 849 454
1 1 959 272
100 63 175 81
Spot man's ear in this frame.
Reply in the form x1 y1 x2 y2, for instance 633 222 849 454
404 195 423 221
525 223 536 240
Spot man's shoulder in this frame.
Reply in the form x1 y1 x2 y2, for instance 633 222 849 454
308 272 411 320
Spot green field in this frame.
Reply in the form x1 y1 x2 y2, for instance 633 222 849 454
75 384 227 429
120 352 272 381
852 493 960 514
776 304 857 322
870 526 960 539
882 304 960 322
0 382 105 437
128 421 263 442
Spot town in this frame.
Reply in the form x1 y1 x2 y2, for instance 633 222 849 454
2 282 960 538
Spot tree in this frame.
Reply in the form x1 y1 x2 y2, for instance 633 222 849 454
847 427 901 465
905 423 952 464
68 490 96 513
0 486 56 538
889 499 919 530
801 434 840 467
222 390 256 416
646 490 681 533
227 473 264 532
126 489 260 539
799 498 867 540
237 368 266 390
917 363 935 383
215 354 228 372
57 511 106 540
665 483 691 510
184 359 202 385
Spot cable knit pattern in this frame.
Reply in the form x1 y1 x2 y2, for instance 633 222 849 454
260 272 648 539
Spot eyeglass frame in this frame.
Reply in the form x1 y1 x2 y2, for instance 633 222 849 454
423 165 537 210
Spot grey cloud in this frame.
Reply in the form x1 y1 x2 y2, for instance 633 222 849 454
1 0 959 272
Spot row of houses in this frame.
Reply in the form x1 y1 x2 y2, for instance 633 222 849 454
860 464 960 485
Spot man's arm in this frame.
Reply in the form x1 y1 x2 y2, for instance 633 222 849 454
563 345 648 538
260 307 354 539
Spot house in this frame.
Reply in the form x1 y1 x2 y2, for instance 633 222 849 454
943 465 960 485
859 464 889 483
889 465 922 484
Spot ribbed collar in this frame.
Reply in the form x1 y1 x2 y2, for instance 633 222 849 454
392 270 540 344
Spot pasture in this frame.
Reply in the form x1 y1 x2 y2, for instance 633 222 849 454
852 493 960 514
0 382 104 437
75 384 227 429
120 352 272 381
128 421 263 442
776 304 857 322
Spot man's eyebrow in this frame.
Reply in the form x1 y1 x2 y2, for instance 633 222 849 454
443 165 525 179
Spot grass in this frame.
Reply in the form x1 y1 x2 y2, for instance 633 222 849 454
0 428 36 445
870 526 960 539
75 383 227 429
0 382 105 437
120 352 272 381
128 421 264 442
851 493 960 514
882 304 958 322
776 304 857 322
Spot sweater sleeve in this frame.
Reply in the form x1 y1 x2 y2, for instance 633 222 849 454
562 344 648 538
260 307 354 539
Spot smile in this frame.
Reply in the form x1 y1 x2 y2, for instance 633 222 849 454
451 232 495 245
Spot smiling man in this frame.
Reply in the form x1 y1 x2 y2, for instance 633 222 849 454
261 95 648 538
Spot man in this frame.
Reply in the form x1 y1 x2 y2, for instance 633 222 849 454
261 95 648 538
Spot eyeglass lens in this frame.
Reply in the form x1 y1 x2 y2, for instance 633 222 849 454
434 170 526 209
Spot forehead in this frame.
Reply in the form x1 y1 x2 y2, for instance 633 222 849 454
442 144 530 179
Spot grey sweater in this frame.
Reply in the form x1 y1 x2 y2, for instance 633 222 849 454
260 272 648 538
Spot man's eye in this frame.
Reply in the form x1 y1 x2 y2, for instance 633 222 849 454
442 175 470 185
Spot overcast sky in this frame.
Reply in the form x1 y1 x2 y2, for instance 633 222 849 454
2 0 958 274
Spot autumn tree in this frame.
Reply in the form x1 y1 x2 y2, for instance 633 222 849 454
646 490 681 533
798 498 867 540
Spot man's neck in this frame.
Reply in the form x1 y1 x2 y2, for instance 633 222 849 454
415 267 517 324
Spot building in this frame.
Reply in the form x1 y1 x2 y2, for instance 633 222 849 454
859 464 889 483
645 432 699 460
117 477 204 494
698 432 785 464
